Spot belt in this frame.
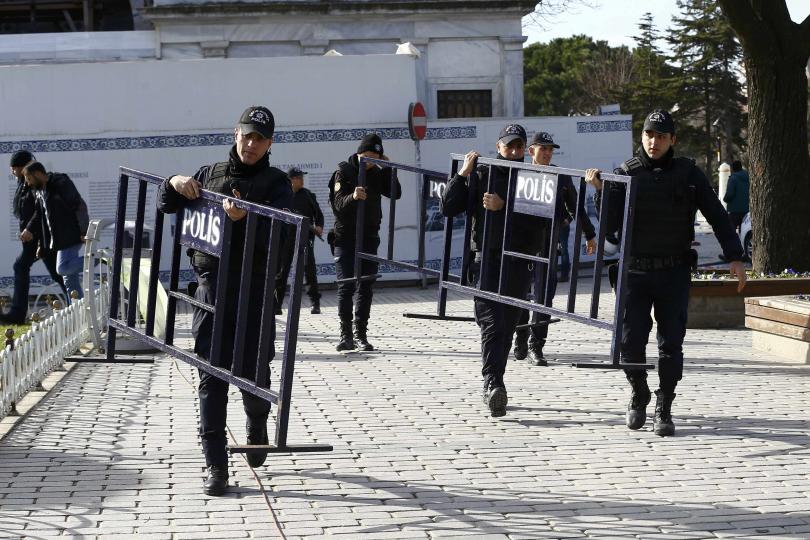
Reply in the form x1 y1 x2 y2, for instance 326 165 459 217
628 254 690 272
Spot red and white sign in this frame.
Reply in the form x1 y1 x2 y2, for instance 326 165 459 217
408 102 427 141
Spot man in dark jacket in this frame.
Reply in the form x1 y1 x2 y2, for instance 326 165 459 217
513 132 597 366
156 105 293 496
23 162 88 301
585 109 746 437
0 151 65 324
441 124 546 418
723 160 749 233
328 133 401 352
275 166 324 314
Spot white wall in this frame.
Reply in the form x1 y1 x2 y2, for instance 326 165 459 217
0 54 419 135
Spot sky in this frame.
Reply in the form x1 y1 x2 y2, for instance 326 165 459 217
523 0 810 50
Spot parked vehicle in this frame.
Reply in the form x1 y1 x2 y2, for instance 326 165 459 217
739 213 752 261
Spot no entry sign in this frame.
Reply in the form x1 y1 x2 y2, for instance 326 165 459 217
408 102 427 141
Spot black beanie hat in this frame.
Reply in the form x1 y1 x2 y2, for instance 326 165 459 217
10 150 34 167
357 133 384 155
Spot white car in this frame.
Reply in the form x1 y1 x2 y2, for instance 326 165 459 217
739 213 752 261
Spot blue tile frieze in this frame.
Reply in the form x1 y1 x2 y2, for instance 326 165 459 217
576 120 632 133
1 126 477 154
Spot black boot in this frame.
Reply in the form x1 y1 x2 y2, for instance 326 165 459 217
203 465 229 496
311 299 321 315
626 373 651 430
336 320 356 351
482 376 508 418
653 390 676 436
354 320 374 351
527 339 547 366
513 330 528 360
245 417 269 468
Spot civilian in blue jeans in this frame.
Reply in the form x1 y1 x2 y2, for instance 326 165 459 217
22 162 88 303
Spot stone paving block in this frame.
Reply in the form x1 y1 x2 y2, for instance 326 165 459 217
1 287 809 539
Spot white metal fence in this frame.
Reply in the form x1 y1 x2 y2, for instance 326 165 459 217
0 283 108 419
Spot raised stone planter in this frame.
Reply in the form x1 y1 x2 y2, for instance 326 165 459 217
687 275 810 329
745 296 810 364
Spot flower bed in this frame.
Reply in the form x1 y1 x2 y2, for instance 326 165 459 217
688 269 810 328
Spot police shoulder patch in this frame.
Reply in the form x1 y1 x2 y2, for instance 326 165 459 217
621 157 643 174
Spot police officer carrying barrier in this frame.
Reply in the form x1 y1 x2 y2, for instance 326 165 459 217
275 166 324 315
157 105 293 495
513 131 597 367
585 109 746 437
328 133 401 352
441 124 548 418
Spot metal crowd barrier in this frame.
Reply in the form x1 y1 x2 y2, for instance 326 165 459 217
337 156 475 322
433 154 648 370
105 167 332 455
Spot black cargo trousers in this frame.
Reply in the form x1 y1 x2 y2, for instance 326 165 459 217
468 250 532 383
192 270 273 467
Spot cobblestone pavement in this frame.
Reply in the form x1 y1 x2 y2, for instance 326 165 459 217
1 281 809 539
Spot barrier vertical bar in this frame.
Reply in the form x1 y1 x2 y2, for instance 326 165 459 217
274 216 310 449
478 164 495 285
164 207 184 346
544 181 562 307
145 208 164 337
498 168 518 295
255 218 281 389
437 157 461 316
353 162 368 282
590 180 612 318
126 179 148 327
567 177 587 313
417 174 428 283
387 169 397 261
231 213 257 378
105 173 129 361
209 217 234 368
609 178 637 365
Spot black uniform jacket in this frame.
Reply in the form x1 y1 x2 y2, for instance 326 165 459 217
292 187 325 235
595 148 744 261
157 160 293 275
329 153 402 241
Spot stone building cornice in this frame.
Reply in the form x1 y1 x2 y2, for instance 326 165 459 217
144 0 538 20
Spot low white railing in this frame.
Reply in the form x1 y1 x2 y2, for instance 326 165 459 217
0 283 107 419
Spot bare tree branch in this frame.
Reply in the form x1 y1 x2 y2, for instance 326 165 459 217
522 0 599 32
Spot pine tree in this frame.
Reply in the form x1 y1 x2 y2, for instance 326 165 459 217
628 12 677 137
668 0 746 177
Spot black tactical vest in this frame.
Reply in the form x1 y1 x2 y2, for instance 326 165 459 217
630 157 696 256
190 161 286 273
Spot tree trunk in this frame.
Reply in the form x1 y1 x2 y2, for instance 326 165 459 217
718 0 810 273
745 53 810 272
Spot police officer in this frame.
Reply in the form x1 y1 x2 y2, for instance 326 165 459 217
513 132 597 366
157 106 293 495
1 151 65 324
585 109 746 437
275 167 324 314
441 124 547 417
329 133 401 352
